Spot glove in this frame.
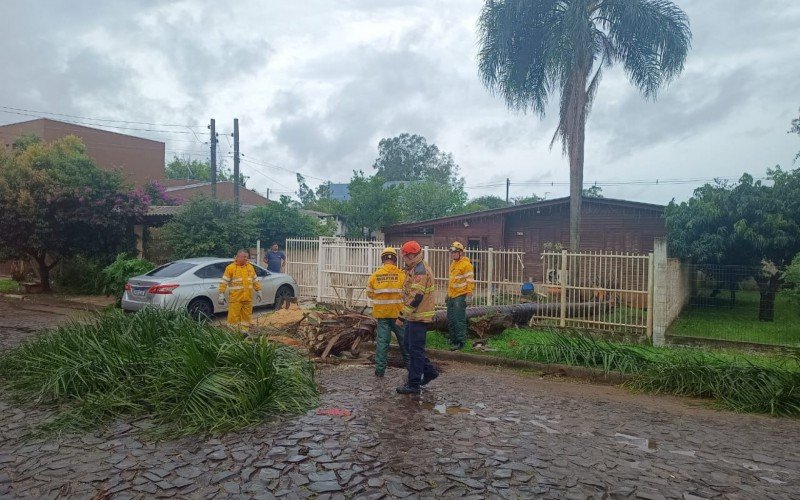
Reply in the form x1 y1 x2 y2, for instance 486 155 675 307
465 295 473 307
218 294 226 305
255 292 263 302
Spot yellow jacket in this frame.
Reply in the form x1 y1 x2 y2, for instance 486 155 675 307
366 263 406 319
448 256 475 298
219 262 262 302
400 260 436 323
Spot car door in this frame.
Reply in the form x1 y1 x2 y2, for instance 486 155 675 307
253 264 276 306
194 262 230 311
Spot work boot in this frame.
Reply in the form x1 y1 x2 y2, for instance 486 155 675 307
421 372 438 386
395 385 421 395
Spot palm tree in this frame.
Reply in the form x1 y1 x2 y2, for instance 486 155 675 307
478 0 691 250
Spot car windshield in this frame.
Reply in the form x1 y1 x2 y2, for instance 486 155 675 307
145 262 196 278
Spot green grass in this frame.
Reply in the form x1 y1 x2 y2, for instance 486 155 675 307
670 291 800 347
0 309 318 437
425 327 800 416
0 279 19 293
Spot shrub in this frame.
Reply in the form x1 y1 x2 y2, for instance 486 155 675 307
99 254 155 297
0 309 318 436
52 256 105 294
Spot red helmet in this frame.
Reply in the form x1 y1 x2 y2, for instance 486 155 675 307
401 240 422 255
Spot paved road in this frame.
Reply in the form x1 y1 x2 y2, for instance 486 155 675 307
1 298 798 499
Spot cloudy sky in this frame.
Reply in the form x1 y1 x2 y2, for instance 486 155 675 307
2 0 799 204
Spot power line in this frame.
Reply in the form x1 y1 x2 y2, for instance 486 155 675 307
464 176 770 189
238 152 332 183
0 104 206 129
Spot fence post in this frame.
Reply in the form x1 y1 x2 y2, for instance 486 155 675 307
652 238 668 346
423 245 429 262
256 240 261 267
647 251 654 338
316 236 325 302
560 249 568 327
486 248 494 306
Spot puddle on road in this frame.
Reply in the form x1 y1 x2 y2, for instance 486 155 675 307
419 402 475 415
615 433 658 452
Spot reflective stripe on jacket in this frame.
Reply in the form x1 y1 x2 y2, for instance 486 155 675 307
448 256 475 298
219 262 262 303
366 263 406 319
400 260 436 323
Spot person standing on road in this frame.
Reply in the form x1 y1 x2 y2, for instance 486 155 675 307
446 241 474 351
366 247 410 378
395 240 438 395
218 249 262 332
264 242 287 273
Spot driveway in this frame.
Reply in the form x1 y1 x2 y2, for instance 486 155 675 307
1 298 798 499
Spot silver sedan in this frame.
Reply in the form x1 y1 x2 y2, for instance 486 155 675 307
121 257 298 319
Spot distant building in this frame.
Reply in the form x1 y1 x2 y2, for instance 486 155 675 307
0 118 164 188
299 209 346 237
164 180 269 206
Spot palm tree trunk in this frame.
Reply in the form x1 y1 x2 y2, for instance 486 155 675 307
567 71 589 252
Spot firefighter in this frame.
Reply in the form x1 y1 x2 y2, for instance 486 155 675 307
366 247 409 377
395 240 439 394
218 249 262 331
446 241 474 351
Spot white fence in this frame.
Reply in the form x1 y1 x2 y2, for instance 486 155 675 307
285 237 526 308
533 250 654 335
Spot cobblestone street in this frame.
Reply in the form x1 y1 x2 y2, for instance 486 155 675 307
1 299 799 499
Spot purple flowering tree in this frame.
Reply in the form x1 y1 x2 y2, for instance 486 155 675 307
0 136 148 291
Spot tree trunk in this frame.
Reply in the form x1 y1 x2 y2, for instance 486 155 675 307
566 69 589 252
757 274 780 322
34 255 53 293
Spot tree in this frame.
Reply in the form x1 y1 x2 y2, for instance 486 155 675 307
143 180 181 206
295 174 317 207
249 198 335 247
165 156 247 186
463 195 509 213
163 198 256 259
372 133 461 186
583 185 604 198
0 136 148 291
512 193 544 205
665 169 800 321
344 172 401 238
396 181 468 222
478 0 691 250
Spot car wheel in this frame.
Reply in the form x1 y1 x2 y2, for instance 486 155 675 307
274 285 294 308
188 297 214 321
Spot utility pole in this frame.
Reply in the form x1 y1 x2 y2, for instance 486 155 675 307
209 119 217 199
232 118 240 208
266 188 270 201
505 178 510 204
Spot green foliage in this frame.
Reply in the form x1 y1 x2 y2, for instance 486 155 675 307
344 172 401 237
0 309 318 436
249 199 334 246
0 279 19 294
583 185 603 198
0 135 147 290
372 133 461 186
512 193 543 205
51 256 105 294
396 181 468 222
790 107 800 163
100 254 155 297
666 170 800 267
782 253 800 306
165 156 246 186
164 198 256 259
463 195 509 213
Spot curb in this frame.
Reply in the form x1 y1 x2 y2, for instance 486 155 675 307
387 345 630 385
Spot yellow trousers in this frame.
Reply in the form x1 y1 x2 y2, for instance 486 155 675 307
226 300 253 330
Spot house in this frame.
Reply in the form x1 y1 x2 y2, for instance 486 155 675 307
299 209 346 237
163 180 270 206
0 118 165 188
382 197 665 281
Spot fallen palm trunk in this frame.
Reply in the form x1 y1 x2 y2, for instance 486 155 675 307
429 301 612 333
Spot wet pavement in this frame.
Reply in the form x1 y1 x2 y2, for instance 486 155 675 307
1 298 799 499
